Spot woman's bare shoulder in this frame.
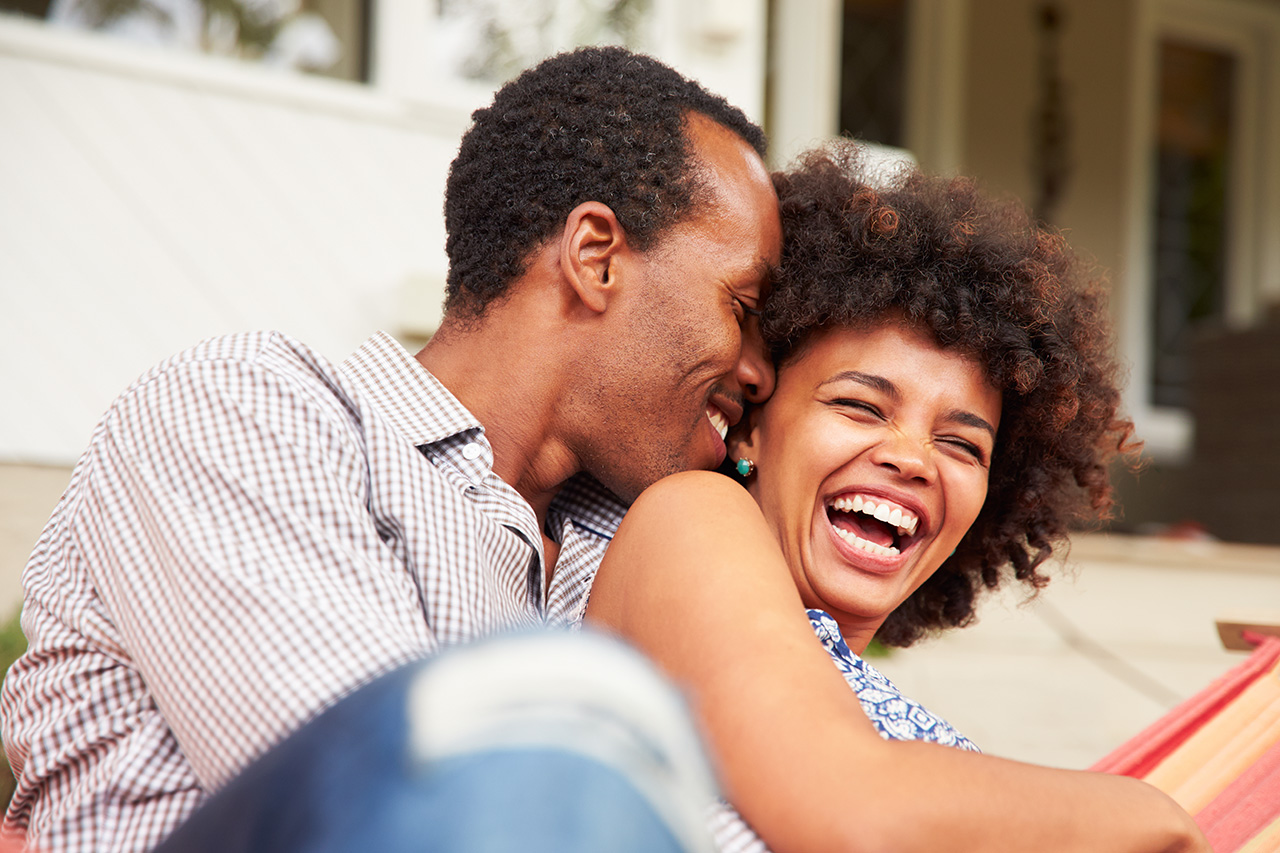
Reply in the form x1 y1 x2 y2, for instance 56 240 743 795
607 472 773 573
587 470 790 632
617 470 764 538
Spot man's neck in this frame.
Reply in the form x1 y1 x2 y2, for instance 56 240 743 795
416 308 582 530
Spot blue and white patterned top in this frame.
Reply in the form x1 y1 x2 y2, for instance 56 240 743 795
708 609 979 853
806 609 980 751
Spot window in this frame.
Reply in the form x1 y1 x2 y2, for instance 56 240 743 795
428 0 651 85
1149 39 1235 409
0 0 371 81
768 0 961 171
839 0 907 146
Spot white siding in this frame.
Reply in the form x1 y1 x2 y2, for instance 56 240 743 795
0 15 469 463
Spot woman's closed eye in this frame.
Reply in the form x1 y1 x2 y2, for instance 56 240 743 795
831 398 884 419
938 436 990 465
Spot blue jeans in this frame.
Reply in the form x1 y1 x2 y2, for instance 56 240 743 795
155 631 717 853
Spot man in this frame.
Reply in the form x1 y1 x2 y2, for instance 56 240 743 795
0 46 780 852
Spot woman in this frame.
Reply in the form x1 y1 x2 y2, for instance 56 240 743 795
585 144 1208 852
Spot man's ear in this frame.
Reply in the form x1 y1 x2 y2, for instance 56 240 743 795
560 201 626 314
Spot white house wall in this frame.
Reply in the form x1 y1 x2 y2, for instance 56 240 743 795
0 16 468 464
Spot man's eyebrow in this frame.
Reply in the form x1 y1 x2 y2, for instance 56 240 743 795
746 260 780 292
735 263 777 314
819 370 997 438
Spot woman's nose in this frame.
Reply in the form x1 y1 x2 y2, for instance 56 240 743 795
871 430 937 483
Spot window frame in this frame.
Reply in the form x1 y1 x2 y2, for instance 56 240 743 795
766 0 966 171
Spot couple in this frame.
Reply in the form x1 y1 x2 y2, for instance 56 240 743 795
1 46 1205 852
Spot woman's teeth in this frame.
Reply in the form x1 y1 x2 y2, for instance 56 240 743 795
830 494 919 536
832 525 900 556
706 407 728 440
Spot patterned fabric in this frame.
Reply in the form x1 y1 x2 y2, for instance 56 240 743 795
710 609 979 853
0 331 626 853
809 610 980 751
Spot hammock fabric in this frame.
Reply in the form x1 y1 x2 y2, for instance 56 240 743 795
1092 633 1280 852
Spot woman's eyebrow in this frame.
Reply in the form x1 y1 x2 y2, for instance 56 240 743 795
944 410 998 439
819 370 898 399
820 371 998 438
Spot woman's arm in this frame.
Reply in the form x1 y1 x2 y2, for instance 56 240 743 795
586 470 1207 853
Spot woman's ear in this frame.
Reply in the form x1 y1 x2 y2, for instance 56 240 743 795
560 201 626 314
726 405 763 464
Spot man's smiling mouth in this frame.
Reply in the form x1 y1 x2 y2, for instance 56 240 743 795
827 493 921 557
706 405 729 440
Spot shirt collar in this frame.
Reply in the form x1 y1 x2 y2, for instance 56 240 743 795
341 331 627 543
340 331 480 448
550 472 627 540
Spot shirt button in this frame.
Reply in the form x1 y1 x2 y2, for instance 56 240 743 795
461 442 483 460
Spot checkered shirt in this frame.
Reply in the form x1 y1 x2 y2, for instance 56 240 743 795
0 331 626 852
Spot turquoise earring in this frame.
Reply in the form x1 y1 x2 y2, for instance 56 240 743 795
735 458 756 478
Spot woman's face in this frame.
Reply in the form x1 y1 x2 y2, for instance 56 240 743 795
733 322 1001 652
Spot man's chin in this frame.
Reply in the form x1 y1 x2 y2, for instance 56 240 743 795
598 459 703 506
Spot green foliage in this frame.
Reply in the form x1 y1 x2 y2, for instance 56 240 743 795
0 608 26 812
863 637 889 658
0 610 26 674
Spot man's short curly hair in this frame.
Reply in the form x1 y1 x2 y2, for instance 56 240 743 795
443 46 766 318
768 142 1137 648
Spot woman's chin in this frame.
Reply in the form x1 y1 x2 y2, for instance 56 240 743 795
813 520 947 625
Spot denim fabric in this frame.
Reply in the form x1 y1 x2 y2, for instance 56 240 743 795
155 634 710 853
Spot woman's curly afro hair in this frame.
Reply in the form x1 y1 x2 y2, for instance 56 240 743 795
444 46 765 319
768 142 1137 648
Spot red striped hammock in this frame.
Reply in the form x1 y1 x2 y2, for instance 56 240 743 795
1092 630 1280 852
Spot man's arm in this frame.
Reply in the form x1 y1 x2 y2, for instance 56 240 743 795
53 347 435 789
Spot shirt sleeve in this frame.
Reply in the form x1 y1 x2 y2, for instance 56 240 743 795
67 348 436 790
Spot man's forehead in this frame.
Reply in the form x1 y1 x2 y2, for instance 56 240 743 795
685 114 772 187
684 124 780 227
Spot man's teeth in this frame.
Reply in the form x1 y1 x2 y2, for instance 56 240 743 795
830 494 919 536
707 408 728 440
833 525 900 557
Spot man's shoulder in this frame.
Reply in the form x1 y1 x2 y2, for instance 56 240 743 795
141 331 338 385
79 331 371 473
110 332 355 415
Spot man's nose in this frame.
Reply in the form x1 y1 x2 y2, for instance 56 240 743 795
737 323 775 404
